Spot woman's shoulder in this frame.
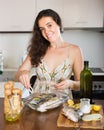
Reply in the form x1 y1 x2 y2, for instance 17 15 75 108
64 42 81 51
65 42 83 64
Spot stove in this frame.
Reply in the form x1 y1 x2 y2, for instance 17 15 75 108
90 67 104 73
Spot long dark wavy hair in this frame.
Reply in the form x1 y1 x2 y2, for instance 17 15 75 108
27 9 63 67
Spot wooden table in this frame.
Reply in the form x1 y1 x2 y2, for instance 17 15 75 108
0 98 104 130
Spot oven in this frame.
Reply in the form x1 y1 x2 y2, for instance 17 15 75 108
92 75 104 99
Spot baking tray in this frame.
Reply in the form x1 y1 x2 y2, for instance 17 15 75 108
23 90 69 112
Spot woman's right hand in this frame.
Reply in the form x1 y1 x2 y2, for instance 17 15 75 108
18 70 31 89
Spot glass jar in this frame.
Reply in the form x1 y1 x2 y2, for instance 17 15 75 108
5 95 20 122
4 87 23 122
80 98 91 114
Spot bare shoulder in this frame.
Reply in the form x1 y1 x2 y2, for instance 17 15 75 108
65 42 81 52
65 43 83 68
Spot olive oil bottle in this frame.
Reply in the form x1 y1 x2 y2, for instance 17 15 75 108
80 61 93 103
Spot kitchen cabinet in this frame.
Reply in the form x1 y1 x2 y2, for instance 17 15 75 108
0 0 103 32
63 0 104 28
36 0 64 21
0 0 64 32
0 0 36 32
36 0 104 28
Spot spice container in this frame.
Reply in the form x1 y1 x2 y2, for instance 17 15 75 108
4 81 23 122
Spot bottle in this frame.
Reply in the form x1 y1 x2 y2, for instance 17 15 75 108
0 51 3 74
80 61 93 103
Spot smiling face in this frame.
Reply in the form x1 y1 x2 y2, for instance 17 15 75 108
38 16 61 43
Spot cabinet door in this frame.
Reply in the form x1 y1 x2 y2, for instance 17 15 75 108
0 0 36 32
36 0 64 23
63 0 104 28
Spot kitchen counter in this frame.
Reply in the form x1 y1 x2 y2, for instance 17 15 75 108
90 67 104 76
0 98 104 130
0 69 17 82
92 71 104 76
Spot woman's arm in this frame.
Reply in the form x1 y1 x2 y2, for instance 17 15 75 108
14 55 32 89
71 45 84 90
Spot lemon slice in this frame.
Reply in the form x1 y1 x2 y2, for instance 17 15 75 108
67 99 74 107
73 103 80 109
82 114 102 121
92 105 101 112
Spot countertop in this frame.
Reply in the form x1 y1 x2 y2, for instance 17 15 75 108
90 67 104 76
92 72 104 76
0 98 104 130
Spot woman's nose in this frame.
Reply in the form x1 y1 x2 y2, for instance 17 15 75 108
44 28 49 34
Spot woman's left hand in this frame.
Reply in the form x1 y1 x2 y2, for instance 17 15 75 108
54 79 74 90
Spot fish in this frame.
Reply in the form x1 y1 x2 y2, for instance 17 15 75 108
62 106 79 122
28 91 69 112
37 97 61 111
30 93 56 105
29 95 61 112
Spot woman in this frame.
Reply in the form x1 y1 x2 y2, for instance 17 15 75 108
15 9 83 97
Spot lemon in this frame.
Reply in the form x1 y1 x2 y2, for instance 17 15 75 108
67 99 74 107
93 105 101 112
73 103 80 109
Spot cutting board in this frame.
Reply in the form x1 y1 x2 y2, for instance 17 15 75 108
57 105 104 129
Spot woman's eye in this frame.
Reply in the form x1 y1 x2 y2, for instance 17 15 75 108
48 24 52 28
39 28 44 31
